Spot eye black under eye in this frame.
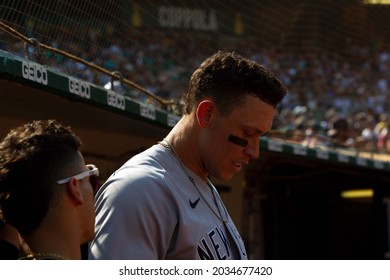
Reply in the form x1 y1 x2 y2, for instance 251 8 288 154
228 135 248 147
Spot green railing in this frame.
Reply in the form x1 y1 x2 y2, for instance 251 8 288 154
1 49 389 172
0 49 180 129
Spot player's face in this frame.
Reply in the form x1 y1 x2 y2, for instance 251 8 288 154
201 95 276 181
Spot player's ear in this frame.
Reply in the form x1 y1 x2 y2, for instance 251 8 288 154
66 178 83 205
196 100 214 128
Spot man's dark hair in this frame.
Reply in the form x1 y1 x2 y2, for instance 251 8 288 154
183 50 287 115
0 120 81 234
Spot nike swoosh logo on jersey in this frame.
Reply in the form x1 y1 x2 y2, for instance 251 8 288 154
189 198 200 209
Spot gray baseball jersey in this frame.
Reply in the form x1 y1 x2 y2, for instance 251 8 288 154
88 144 247 260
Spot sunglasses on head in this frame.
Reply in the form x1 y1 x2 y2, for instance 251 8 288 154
57 164 100 193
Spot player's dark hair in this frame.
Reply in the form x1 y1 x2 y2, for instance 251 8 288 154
0 120 81 234
183 50 287 115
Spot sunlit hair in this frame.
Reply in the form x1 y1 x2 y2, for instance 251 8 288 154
183 50 287 115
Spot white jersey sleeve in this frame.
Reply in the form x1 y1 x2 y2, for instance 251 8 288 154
89 164 178 259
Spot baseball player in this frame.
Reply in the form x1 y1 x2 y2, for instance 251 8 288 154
89 50 287 259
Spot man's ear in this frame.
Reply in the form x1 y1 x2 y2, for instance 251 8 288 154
66 178 83 205
196 100 214 128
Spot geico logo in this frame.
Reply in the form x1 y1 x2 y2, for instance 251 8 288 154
167 113 180 127
68 78 91 99
22 61 48 85
140 104 156 120
107 91 125 110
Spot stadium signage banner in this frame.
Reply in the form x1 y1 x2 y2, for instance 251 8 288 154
168 113 181 127
22 61 48 85
1 49 389 172
0 49 169 127
138 1 247 35
158 6 218 31
292 145 308 156
107 90 126 110
69 77 91 99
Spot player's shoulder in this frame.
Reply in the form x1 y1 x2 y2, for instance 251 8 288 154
98 144 175 195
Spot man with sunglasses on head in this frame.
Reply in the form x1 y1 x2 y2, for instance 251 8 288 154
90 50 287 260
0 119 99 259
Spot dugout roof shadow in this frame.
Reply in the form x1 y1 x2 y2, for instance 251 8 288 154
0 78 169 161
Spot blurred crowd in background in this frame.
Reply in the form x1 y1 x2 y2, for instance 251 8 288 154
2 29 390 155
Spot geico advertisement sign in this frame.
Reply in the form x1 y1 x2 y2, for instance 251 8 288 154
69 77 91 99
22 61 48 85
107 90 126 110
